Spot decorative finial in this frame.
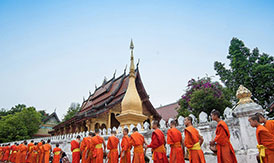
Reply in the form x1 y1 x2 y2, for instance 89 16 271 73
95 84 97 90
89 91 91 96
137 58 140 68
130 39 134 50
113 70 116 78
123 64 127 74
83 96 85 102
236 85 254 104
129 39 135 77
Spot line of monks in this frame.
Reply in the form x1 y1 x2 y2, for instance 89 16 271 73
1 110 273 163
0 139 64 163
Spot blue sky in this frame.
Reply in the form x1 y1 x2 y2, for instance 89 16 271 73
1 0 273 119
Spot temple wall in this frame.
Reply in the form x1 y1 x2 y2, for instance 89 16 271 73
2 102 264 163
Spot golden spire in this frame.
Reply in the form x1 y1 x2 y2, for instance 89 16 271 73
116 40 147 127
236 85 254 104
130 39 135 77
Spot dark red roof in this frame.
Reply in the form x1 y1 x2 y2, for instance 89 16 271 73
53 68 161 129
156 102 179 121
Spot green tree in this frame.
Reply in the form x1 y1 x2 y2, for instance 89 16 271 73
62 103 81 121
0 105 41 143
214 38 274 108
178 77 232 118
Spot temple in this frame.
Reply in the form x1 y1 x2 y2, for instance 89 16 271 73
52 40 161 135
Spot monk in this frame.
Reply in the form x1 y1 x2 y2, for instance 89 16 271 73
71 135 81 163
107 130 120 163
52 143 62 163
130 127 146 163
10 143 18 163
146 121 168 163
20 141 28 163
30 143 38 163
15 142 23 163
167 120 185 163
3 144 10 162
0 145 4 161
39 141 45 163
249 115 274 163
184 117 206 163
26 140 34 163
91 129 106 163
43 139 52 163
80 132 93 163
37 141 43 163
256 112 274 135
120 128 131 163
210 110 237 163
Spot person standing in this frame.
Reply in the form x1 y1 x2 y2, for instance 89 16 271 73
167 120 185 163
210 110 237 163
26 140 34 163
80 132 93 163
20 141 28 163
130 127 146 163
52 143 62 163
184 117 206 163
3 144 10 162
249 115 274 163
107 130 120 163
146 121 168 163
120 128 131 163
43 139 51 163
255 112 274 135
71 135 81 163
91 129 106 163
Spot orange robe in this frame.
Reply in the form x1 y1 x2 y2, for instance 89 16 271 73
91 135 104 163
3 145 10 161
0 146 3 161
38 144 44 163
71 140 80 163
265 120 274 136
256 124 274 163
37 142 42 163
20 144 28 163
130 132 145 163
26 143 34 162
184 126 205 163
80 137 92 163
147 129 168 163
167 127 185 163
107 136 119 163
10 145 18 163
214 120 237 163
52 147 62 163
43 143 51 163
15 144 22 163
31 145 38 163
120 135 131 163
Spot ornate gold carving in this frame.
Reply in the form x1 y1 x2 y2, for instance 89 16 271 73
236 85 254 104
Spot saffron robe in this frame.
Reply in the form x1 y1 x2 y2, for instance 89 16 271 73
36 142 42 163
130 132 145 163
91 135 104 163
265 120 274 136
184 126 205 163
10 145 18 163
71 140 80 163
147 129 168 163
30 145 38 163
26 143 34 162
15 144 23 163
80 137 92 163
120 135 131 163
107 136 119 163
214 120 237 163
3 146 10 161
43 143 51 163
0 146 3 161
256 125 274 163
38 144 44 163
167 127 185 163
20 144 28 163
52 147 62 163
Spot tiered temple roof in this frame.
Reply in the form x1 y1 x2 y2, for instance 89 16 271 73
53 67 161 130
